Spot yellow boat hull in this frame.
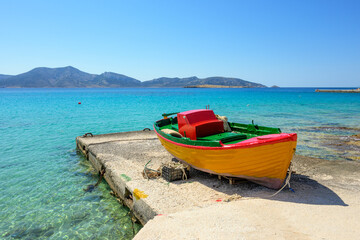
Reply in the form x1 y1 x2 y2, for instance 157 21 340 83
156 132 297 189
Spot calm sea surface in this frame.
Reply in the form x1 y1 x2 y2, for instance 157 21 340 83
1 88 359 239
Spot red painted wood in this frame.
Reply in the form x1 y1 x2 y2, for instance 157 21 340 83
177 109 224 140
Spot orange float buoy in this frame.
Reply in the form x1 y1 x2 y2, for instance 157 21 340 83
78 102 81 104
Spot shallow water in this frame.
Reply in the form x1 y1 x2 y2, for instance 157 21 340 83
0 88 359 239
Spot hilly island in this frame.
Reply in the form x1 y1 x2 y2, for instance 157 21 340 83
0 66 266 88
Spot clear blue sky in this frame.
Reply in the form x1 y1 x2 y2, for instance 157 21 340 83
1 0 359 87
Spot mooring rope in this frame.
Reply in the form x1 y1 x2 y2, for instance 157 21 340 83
83 168 106 192
128 211 136 236
82 132 93 137
95 169 106 187
268 163 294 198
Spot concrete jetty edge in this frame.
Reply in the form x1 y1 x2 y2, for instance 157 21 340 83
315 88 360 93
76 130 158 225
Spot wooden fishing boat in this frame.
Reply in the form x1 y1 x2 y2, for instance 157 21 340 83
153 109 297 189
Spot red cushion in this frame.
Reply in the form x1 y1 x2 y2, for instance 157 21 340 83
177 109 224 140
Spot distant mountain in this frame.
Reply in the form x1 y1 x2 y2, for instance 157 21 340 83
0 74 12 80
1 66 96 88
0 66 266 88
92 72 141 87
141 77 199 87
142 76 266 88
0 66 139 88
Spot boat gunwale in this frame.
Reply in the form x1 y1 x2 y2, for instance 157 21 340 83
153 124 297 151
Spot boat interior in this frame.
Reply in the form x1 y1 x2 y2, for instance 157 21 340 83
155 110 281 146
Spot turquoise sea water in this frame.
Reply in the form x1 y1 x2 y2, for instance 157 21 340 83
1 88 359 239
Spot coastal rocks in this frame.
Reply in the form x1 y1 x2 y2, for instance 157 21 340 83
294 126 360 162
351 133 360 139
322 134 360 161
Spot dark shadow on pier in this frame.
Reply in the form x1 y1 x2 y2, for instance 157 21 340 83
173 168 348 206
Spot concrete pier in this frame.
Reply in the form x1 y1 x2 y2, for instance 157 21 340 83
315 88 360 93
76 130 360 239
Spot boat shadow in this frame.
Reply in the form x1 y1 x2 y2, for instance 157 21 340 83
177 168 348 206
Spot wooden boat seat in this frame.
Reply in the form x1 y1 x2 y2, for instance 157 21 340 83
177 109 224 140
198 132 247 144
219 134 247 143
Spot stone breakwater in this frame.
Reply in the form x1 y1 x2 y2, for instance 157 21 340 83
315 88 360 93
